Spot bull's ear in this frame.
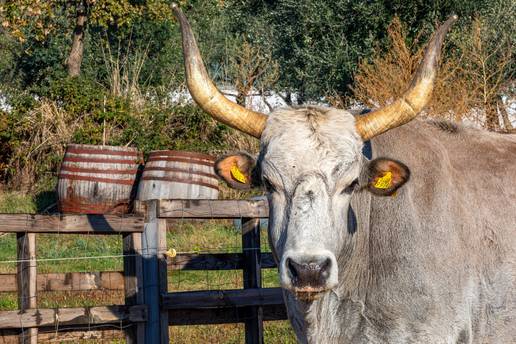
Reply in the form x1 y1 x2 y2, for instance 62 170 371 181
365 158 410 196
214 152 257 190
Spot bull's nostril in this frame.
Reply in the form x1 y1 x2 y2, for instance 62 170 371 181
320 258 331 279
320 258 331 271
287 258 299 280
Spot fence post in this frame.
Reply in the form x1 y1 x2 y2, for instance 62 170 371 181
16 232 37 344
158 216 169 344
242 218 263 344
141 200 169 344
123 232 144 343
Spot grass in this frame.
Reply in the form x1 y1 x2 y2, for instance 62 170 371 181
0 191 296 343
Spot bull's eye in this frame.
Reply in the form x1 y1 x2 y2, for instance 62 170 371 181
263 177 276 193
342 179 358 195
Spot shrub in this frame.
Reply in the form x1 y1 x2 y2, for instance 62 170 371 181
0 75 240 191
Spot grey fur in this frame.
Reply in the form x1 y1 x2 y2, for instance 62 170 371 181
258 106 516 343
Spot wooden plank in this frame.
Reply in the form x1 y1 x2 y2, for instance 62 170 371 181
123 233 144 344
158 200 269 219
162 288 284 310
0 305 147 329
158 217 169 344
0 272 125 292
17 232 37 344
168 252 277 270
0 329 124 343
0 214 144 233
168 304 288 326
242 218 263 344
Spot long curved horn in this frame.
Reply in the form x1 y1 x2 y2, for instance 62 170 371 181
355 15 458 141
172 4 267 138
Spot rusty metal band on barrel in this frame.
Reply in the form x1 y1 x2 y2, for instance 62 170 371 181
58 173 136 185
141 175 219 190
59 166 139 175
142 166 217 179
146 156 214 167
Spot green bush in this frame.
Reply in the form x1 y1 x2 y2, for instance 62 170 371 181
0 75 232 191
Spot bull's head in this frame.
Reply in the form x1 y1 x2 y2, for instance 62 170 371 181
172 4 456 299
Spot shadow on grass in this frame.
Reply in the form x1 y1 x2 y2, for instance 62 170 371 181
34 190 57 213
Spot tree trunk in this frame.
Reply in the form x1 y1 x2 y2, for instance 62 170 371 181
484 100 500 131
498 96 513 131
66 1 88 77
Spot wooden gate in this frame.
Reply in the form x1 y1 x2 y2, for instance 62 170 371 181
0 198 287 344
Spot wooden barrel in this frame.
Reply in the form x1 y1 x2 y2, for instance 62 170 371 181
137 150 219 201
57 144 142 214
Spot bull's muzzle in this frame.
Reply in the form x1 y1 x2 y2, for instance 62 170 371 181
281 251 338 295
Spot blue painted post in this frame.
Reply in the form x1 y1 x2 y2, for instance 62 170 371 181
142 200 169 343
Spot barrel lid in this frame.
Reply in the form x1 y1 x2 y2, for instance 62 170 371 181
66 144 141 158
67 144 138 151
148 150 215 162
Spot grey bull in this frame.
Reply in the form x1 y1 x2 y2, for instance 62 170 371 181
172 4 516 343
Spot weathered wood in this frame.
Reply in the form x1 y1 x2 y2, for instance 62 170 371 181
57 144 142 215
168 252 276 270
123 232 144 344
0 272 125 292
16 232 37 344
137 150 219 201
168 304 288 325
242 218 263 344
0 329 124 343
0 305 147 329
159 199 269 219
0 214 144 233
158 218 169 344
162 288 284 310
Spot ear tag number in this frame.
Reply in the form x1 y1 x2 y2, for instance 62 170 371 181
230 164 247 183
374 171 392 189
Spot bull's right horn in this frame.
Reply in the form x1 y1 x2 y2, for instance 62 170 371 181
172 4 267 138
355 15 458 140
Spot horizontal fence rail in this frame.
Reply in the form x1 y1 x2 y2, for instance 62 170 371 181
164 288 284 309
168 305 288 326
0 272 125 292
0 214 144 233
153 199 269 218
0 305 147 328
0 328 125 343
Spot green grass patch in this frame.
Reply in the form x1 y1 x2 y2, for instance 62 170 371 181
0 192 37 213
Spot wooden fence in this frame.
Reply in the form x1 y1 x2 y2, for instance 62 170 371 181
0 199 287 343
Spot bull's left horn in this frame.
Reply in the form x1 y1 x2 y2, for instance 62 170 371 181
172 4 267 138
355 15 458 141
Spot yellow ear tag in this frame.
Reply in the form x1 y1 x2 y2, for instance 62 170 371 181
230 164 247 183
374 171 392 189
164 248 177 258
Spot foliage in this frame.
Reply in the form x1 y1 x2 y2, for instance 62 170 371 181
351 0 515 131
0 73 235 190
0 0 175 41
225 0 500 100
